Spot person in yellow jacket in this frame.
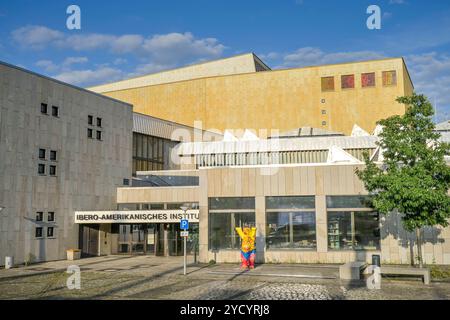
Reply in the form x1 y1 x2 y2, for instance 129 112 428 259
235 225 256 269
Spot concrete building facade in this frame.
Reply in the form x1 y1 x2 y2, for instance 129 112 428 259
0 62 133 264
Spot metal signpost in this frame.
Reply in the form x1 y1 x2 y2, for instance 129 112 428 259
180 206 189 276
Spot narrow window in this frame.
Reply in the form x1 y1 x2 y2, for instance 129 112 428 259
41 103 48 114
38 163 45 175
39 148 46 160
49 165 57 176
52 106 59 117
88 115 93 125
50 150 57 161
36 212 43 221
87 128 93 138
97 117 102 127
47 227 54 238
96 131 102 140
48 212 55 222
35 227 43 238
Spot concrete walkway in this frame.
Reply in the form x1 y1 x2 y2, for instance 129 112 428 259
1 255 449 300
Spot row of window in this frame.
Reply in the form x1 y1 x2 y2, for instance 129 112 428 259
88 115 103 141
39 148 57 161
35 226 55 238
88 115 102 127
40 103 59 117
88 128 102 140
36 211 55 222
118 203 199 210
208 196 380 251
38 163 57 176
321 70 397 92
35 211 56 238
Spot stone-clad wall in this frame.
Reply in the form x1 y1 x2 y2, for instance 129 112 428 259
0 63 133 265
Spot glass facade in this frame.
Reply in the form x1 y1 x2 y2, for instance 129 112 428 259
208 197 255 250
133 132 176 175
266 196 316 250
327 196 380 250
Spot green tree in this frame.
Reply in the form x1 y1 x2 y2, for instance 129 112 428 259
356 93 450 268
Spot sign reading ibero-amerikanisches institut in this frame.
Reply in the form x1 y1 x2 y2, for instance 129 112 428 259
74 210 199 224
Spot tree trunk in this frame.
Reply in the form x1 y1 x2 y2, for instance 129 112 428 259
409 237 415 266
416 228 423 268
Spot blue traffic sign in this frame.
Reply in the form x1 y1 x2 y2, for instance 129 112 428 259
180 219 189 230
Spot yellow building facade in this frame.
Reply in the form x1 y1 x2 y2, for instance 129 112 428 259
89 54 413 136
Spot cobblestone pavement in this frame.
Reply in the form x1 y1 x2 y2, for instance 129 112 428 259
0 255 449 300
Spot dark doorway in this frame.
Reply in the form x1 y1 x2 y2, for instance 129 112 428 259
79 224 99 257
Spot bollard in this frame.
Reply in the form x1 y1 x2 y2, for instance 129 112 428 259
5 256 14 269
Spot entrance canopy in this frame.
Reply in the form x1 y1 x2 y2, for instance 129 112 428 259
74 210 199 224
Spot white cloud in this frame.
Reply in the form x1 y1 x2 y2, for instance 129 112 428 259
11 26 226 65
265 47 385 69
404 52 450 121
12 25 63 49
35 57 88 73
35 60 58 72
54 67 123 87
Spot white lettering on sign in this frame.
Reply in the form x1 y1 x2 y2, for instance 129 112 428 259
74 210 200 224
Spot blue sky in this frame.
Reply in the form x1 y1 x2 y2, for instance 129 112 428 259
1 0 450 121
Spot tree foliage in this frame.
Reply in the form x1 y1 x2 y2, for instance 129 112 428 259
356 93 450 232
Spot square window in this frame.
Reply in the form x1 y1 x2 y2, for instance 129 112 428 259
48 212 55 222
35 227 43 238
96 131 102 140
321 76 334 91
50 150 57 161
321 110 327 115
361 72 376 87
382 70 397 86
321 99 326 104
322 121 327 126
97 117 102 127
49 165 56 176
38 163 45 175
341 74 355 89
36 212 43 221
41 103 48 114
88 115 93 125
39 148 46 160
47 227 54 238
52 106 59 117
88 128 93 138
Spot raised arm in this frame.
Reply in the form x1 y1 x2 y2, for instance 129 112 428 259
235 227 244 239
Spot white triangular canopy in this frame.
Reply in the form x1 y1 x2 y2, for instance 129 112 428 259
370 146 384 162
223 130 238 141
327 145 362 164
241 129 259 141
372 124 383 136
351 124 370 137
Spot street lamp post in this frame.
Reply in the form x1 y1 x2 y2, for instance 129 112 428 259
180 205 189 276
